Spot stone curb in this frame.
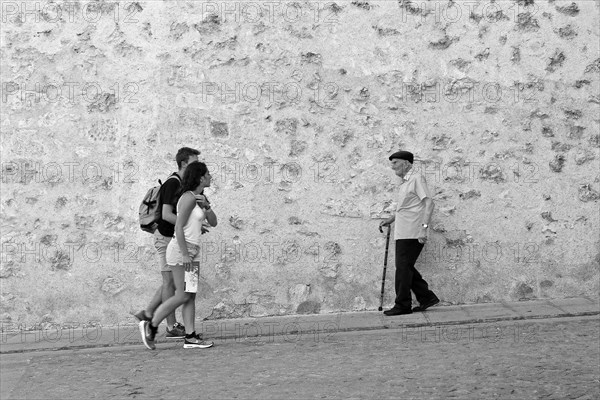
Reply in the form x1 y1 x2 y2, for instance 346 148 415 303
1 297 598 354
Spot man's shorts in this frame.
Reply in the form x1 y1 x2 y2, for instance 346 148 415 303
165 239 201 267
153 231 173 272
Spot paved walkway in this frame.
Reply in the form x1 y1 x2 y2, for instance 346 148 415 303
1 297 598 400
1 297 598 353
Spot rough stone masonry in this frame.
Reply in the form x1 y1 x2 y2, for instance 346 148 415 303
0 0 598 328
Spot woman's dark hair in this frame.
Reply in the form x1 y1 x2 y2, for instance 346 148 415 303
181 161 208 193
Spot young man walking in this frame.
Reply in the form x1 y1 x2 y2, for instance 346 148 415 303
134 147 200 337
379 150 440 316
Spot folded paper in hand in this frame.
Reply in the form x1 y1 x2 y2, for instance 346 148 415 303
184 261 199 293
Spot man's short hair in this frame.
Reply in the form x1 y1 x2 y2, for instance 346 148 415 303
389 151 414 164
176 147 200 168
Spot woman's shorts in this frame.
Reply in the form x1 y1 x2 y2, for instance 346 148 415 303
165 240 201 267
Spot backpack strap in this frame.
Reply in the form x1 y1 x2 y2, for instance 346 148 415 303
159 173 181 185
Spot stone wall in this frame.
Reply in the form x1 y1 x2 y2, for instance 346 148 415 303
1 0 599 328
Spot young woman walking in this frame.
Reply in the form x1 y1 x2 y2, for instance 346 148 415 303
140 161 217 349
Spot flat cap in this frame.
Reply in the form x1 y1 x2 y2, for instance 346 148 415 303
389 150 414 164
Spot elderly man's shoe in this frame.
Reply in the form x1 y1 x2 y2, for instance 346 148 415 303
383 307 412 316
412 297 440 312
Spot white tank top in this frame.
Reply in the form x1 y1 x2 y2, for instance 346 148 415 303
175 191 206 245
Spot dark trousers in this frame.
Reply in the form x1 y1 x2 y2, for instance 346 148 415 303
394 239 436 310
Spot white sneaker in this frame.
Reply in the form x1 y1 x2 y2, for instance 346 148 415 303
139 321 156 350
183 332 213 349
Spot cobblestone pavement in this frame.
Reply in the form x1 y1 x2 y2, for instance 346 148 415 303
2 316 599 399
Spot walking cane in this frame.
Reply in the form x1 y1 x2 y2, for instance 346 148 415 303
378 225 391 311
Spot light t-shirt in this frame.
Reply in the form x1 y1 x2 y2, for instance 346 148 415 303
175 192 207 246
394 173 431 240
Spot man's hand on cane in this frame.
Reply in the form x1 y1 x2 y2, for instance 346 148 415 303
379 217 394 234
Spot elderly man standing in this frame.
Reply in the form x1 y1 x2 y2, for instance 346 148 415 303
379 151 440 316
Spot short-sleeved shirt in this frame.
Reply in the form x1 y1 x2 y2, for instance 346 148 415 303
394 173 431 240
157 173 182 237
